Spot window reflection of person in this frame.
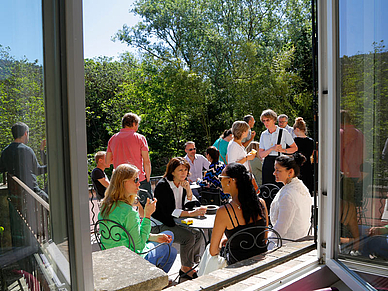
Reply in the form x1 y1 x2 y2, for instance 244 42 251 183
362 225 388 260
0 122 48 201
339 110 366 255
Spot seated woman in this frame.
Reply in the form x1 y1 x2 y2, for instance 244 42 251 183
271 153 312 240
98 164 177 273
152 157 206 280
199 163 269 273
198 146 229 204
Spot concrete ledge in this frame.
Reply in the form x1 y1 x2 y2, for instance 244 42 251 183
93 246 168 291
167 241 315 291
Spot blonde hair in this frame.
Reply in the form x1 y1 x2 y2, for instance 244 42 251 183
100 164 139 218
293 117 307 134
246 141 259 155
232 121 250 140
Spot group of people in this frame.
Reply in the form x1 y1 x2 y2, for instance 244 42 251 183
2 110 387 282
87 110 316 279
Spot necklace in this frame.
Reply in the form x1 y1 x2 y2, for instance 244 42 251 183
232 201 241 209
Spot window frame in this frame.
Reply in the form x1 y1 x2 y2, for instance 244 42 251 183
42 0 93 289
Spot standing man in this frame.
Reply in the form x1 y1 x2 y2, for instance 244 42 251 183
184 141 210 183
0 122 48 200
278 114 296 138
242 115 256 148
106 113 152 195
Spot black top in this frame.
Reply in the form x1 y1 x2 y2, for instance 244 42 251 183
91 167 107 199
294 137 315 193
0 142 46 193
224 203 267 264
152 177 195 227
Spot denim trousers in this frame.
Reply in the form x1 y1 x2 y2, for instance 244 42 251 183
145 231 177 273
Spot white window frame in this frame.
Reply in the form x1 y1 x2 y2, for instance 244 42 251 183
318 0 382 290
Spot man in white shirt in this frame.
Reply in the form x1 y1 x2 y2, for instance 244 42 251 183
278 114 295 138
184 141 210 183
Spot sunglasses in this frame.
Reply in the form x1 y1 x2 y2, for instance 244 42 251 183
133 177 139 183
188 148 196 151
219 175 231 181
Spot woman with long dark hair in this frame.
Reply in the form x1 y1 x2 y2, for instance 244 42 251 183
206 163 268 264
271 153 312 240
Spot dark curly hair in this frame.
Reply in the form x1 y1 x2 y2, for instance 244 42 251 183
224 163 265 224
275 153 306 177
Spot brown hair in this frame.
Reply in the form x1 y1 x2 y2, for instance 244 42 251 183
100 164 139 218
231 121 250 140
94 151 106 164
293 117 307 134
260 109 277 122
206 146 220 163
164 157 190 181
122 113 141 128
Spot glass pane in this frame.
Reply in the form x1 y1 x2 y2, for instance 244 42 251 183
338 0 388 279
0 1 70 289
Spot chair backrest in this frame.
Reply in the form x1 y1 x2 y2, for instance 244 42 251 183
94 219 136 251
200 188 221 206
258 183 280 212
137 188 153 208
223 226 282 265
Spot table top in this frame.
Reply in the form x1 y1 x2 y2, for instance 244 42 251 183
190 183 201 190
174 214 216 229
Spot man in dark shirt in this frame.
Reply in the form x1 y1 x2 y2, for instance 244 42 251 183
0 122 48 200
91 151 109 199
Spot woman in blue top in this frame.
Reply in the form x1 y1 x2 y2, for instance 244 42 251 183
98 163 177 273
198 146 229 204
212 129 233 164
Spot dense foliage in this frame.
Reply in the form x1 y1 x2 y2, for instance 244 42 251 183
86 0 315 175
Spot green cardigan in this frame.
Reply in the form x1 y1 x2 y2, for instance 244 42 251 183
98 201 151 257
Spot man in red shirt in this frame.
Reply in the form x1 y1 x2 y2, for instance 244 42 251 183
106 113 152 194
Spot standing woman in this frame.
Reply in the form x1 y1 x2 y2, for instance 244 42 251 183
271 153 312 240
152 157 206 280
293 117 315 194
213 129 233 164
259 109 297 185
227 121 256 170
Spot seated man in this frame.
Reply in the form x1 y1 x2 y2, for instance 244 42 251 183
91 151 110 200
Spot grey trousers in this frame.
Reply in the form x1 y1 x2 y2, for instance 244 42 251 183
152 224 203 267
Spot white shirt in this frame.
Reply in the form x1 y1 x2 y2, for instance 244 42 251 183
270 177 312 240
185 154 210 181
259 126 294 156
167 180 198 218
227 140 250 171
284 125 296 139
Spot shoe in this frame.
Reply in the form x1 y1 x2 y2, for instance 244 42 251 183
179 269 198 280
350 250 361 257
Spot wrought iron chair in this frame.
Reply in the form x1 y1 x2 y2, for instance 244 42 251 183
222 226 282 265
258 183 281 214
94 219 172 270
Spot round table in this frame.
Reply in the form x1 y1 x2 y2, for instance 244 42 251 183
174 214 216 245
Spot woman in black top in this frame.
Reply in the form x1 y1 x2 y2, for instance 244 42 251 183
293 117 315 194
152 157 206 279
209 163 269 264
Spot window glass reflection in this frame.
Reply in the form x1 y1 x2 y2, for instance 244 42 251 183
0 1 70 289
339 0 388 273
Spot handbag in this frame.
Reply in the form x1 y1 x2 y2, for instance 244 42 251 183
198 244 227 276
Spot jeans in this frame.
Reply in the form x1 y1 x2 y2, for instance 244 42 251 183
145 231 177 273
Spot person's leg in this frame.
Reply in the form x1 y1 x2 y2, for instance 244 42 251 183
145 231 177 273
362 235 388 259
